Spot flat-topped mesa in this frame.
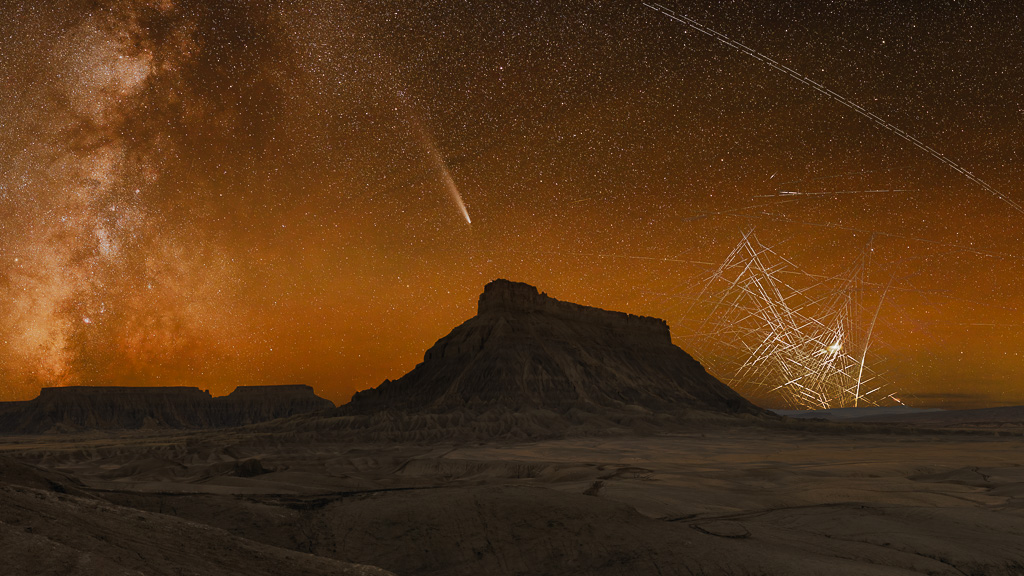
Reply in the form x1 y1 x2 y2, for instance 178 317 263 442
223 385 323 398
478 279 671 344
216 385 334 425
36 386 212 400
26 386 216 431
0 385 334 435
346 280 761 416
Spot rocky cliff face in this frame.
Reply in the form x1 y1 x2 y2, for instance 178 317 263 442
346 279 760 416
215 385 338 425
0 385 334 435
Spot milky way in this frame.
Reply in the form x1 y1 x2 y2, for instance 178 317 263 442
1 1 1022 408
1 0 293 389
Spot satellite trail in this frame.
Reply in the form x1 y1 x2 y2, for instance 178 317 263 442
758 189 917 198
643 2 1023 214
685 232 901 409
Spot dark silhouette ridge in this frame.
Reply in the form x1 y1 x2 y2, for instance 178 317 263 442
344 279 761 416
0 385 333 434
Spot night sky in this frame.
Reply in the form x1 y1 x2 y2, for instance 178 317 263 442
2 0 1022 409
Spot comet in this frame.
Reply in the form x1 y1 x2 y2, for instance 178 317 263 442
398 91 472 225
418 123 472 225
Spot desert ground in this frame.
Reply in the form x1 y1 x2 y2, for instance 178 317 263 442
2 426 1023 575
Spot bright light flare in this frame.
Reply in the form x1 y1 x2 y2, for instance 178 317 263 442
684 232 898 410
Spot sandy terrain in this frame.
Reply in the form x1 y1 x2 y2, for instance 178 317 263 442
2 427 1023 575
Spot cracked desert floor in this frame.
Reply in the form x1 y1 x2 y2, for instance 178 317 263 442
2 427 1023 575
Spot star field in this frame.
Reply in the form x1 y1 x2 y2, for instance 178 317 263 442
1 0 1022 408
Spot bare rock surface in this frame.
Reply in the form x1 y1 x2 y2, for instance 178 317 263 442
214 385 336 425
3 430 1023 575
346 279 760 416
0 483 393 576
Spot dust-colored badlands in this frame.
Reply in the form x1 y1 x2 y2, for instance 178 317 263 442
2 426 1023 575
3 282 1022 574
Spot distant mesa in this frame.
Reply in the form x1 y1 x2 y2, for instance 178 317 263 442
777 405 1024 427
344 279 761 417
0 280 765 439
0 385 333 435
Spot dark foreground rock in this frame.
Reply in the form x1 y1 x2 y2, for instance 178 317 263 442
0 483 393 576
16 431 1021 576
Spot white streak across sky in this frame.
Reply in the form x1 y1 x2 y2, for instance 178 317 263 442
416 122 472 225
643 2 1024 214
397 91 472 225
